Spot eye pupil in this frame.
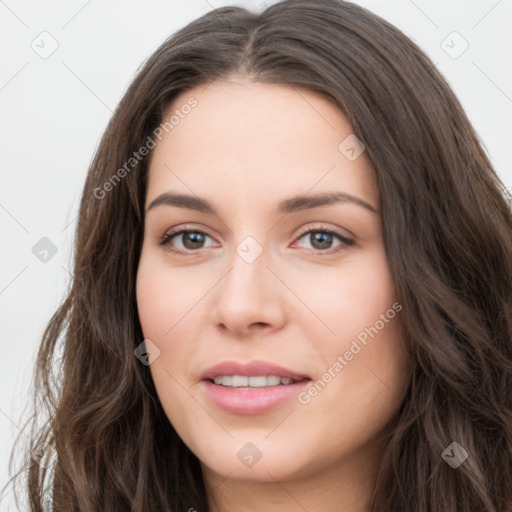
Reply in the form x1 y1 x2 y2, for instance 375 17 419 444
183 232 205 249
311 231 333 249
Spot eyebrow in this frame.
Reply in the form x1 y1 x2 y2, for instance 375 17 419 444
146 191 378 215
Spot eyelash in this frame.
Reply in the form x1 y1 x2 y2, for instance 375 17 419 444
158 224 354 256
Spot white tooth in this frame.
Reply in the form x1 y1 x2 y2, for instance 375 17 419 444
232 375 249 387
248 376 267 387
213 375 296 387
220 376 232 386
266 375 281 386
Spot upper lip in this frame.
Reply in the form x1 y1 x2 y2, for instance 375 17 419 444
201 360 311 381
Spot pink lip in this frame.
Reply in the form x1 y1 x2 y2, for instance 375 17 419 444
200 360 312 415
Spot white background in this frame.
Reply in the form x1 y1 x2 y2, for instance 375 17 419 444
1 0 511 509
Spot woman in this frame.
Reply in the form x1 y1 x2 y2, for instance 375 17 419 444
6 1 512 510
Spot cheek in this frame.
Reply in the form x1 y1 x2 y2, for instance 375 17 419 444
136 248 211 379
291 246 398 345
136 272 165 339
296 246 408 409
136 254 202 429
335 252 406 385
136 249 200 339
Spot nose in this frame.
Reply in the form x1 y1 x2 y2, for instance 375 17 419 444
210 240 287 338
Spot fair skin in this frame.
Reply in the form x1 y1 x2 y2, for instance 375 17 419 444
136 77 411 512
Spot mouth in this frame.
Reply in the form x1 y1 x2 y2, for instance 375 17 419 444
200 360 312 414
200 359 311 382
208 375 308 388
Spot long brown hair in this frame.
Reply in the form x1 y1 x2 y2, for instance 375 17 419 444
5 1 512 510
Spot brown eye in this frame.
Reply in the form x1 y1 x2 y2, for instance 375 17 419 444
180 231 207 249
308 231 334 250
295 228 354 254
160 229 216 253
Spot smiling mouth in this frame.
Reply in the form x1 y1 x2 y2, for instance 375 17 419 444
210 375 310 388
202 368 312 415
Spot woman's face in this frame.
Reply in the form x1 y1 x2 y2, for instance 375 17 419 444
136 78 410 488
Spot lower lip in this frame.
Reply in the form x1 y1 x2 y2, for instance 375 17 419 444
202 379 311 415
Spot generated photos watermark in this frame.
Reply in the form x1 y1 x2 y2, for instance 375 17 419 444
93 97 198 200
134 338 161 366
441 441 469 469
297 301 402 405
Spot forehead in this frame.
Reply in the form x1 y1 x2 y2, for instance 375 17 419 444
146 78 378 211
